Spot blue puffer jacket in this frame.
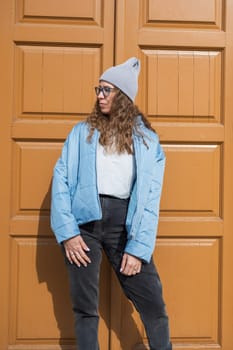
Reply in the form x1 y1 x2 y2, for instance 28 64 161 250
51 119 165 263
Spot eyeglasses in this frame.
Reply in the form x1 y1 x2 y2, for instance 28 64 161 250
95 86 116 97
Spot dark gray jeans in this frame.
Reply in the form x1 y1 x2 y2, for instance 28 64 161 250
63 195 172 350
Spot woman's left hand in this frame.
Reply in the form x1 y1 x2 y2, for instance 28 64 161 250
120 253 142 276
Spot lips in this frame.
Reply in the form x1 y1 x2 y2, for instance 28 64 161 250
99 103 108 110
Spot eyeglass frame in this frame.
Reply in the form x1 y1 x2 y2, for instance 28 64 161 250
94 86 117 98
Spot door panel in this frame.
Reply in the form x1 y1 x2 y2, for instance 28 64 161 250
148 0 220 26
156 238 219 342
161 144 220 215
22 0 99 20
144 50 221 121
15 45 100 116
114 0 233 349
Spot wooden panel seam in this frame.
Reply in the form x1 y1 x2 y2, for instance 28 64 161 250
138 29 226 48
11 122 225 141
13 23 105 44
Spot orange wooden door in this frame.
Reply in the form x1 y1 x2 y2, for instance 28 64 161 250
0 1 115 350
1 1 233 350
111 0 233 349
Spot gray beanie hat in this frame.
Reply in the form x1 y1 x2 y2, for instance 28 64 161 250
99 57 140 102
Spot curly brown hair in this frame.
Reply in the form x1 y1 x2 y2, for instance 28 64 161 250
86 90 155 154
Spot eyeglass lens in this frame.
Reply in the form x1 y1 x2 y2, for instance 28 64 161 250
95 86 114 97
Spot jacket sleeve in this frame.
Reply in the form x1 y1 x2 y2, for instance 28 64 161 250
50 128 80 243
124 141 166 263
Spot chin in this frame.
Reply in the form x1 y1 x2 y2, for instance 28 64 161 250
101 108 110 114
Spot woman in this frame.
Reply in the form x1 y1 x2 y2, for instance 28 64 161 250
51 57 172 350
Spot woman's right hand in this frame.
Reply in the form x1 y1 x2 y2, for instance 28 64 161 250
63 235 91 267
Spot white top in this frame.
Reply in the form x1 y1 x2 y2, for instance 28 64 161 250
96 142 135 199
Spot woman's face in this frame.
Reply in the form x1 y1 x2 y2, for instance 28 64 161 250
96 81 117 115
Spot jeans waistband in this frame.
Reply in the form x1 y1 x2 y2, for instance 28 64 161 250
99 194 129 201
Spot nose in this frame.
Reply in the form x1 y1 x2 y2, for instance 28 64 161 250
97 90 105 98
